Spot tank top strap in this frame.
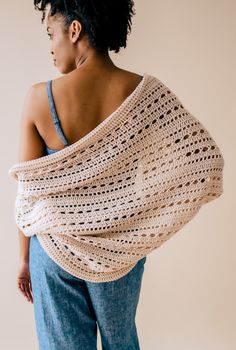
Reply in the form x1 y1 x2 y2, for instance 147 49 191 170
46 80 69 147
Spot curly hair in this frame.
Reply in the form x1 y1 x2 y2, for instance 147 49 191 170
33 0 136 53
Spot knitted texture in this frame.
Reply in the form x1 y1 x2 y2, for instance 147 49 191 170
8 73 224 282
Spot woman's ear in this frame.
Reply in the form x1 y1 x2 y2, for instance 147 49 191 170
70 20 82 43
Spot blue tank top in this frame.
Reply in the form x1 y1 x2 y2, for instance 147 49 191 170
45 80 70 155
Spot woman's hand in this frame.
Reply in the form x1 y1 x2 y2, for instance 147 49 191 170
17 260 33 303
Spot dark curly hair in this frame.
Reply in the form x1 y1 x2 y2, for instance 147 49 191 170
33 0 136 53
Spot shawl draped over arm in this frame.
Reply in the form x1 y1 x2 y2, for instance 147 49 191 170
8 73 225 282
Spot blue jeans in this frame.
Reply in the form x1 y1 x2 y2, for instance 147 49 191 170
29 234 147 350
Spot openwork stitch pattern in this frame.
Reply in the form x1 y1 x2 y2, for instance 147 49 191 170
8 73 224 282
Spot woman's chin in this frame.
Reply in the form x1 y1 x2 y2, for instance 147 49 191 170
60 66 76 75
54 63 65 74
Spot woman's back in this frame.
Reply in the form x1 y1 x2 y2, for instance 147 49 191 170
36 69 143 154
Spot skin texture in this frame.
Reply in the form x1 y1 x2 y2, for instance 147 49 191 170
17 5 143 304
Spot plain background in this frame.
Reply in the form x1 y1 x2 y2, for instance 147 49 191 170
1 0 235 349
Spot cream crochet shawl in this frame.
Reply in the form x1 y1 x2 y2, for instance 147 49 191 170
8 73 224 282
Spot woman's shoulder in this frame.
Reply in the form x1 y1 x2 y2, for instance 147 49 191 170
51 68 144 89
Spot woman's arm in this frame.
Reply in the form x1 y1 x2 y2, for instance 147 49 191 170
18 84 46 162
17 84 46 256
18 229 30 262
16 83 46 303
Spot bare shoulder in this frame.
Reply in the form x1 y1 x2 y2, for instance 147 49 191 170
30 81 47 92
50 68 143 88
108 69 144 92
26 81 47 101
113 69 144 93
119 69 143 79
18 82 49 162
31 81 48 97
22 82 48 123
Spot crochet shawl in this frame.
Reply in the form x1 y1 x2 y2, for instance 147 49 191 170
8 73 224 282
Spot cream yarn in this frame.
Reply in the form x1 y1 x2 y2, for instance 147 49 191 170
8 73 224 282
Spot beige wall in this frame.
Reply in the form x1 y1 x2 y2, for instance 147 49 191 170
1 0 235 349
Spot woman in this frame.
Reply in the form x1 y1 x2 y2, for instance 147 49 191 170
17 1 147 349
12 1 224 349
